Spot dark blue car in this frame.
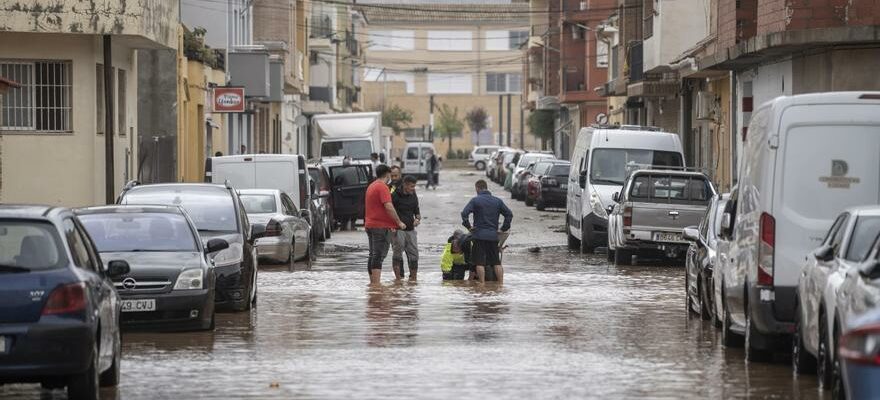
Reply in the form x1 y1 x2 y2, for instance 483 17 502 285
0 205 129 400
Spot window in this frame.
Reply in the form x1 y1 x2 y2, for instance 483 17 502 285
117 69 126 136
845 216 880 262
486 73 522 93
590 148 683 185
79 213 199 253
240 194 278 214
368 30 414 51
281 193 299 214
629 175 711 204
0 61 72 132
427 30 472 51
331 165 369 186
0 220 66 271
427 73 472 94
486 30 528 51
597 40 609 68
830 214 850 257
63 219 94 271
121 186 239 233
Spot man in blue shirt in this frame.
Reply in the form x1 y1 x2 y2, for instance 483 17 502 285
461 179 513 284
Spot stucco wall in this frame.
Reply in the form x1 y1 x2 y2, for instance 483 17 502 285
0 32 137 206
644 0 709 71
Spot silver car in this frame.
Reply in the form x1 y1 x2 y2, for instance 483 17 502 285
239 189 313 268
794 207 880 380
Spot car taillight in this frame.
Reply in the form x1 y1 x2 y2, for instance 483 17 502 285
265 220 282 237
758 212 775 287
839 324 880 366
623 206 632 227
42 282 87 316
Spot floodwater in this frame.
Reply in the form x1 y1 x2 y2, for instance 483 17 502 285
2 170 829 399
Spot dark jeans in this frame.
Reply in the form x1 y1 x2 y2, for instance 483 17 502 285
366 228 393 271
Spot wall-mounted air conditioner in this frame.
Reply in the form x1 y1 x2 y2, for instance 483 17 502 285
696 91 715 121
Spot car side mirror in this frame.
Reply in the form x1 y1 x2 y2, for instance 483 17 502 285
106 260 130 278
250 225 266 241
578 174 587 189
859 260 880 280
683 226 700 243
205 238 230 254
813 245 834 262
319 190 331 198
612 192 620 203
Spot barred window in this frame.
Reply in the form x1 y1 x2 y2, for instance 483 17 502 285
486 72 522 93
0 61 72 132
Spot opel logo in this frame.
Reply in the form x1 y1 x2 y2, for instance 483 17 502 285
122 277 137 290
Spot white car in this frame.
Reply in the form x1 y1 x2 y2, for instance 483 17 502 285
794 207 880 381
469 145 501 170
238 189 313 267
724 92 880 362
566 125 684 253
510 152 556 200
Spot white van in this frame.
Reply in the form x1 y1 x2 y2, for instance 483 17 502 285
566 125 685 253
722 92 880 358
206 154 311 216
401 142 437 179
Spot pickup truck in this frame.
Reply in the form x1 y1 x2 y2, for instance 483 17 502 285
607 170 716 264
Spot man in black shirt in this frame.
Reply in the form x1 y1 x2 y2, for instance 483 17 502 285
392 175 421 280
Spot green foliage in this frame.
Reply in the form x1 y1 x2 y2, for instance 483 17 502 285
381 103 413 135
184 26 222 70
528 110 556 141
464 107 488 134
435 104 465 156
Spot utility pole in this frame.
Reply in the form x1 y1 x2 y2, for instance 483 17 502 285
498 95 503 146
428 95 435 141
103 35 115 204
506 94 512 148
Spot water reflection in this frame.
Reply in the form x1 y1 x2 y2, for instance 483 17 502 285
366 282 420 347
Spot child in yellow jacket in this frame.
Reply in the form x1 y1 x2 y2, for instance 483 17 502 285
441 230 470 280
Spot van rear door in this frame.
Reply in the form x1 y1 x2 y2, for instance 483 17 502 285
212 159 256 189
403 145 422 175
255 158 299 205
775 105 880 292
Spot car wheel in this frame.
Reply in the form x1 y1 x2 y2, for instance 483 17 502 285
525 196 534 207
721 293 744 348
745 310 772 362
68 340 99 400
614 248 632 265
535 199 545 211
580 223 596 254
792 315 817 375
818 313 833 387
475 161 485 170
99 326 121 387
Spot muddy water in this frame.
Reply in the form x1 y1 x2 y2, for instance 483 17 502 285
1 171 828 399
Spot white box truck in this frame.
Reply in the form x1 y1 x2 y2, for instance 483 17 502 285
312 112 385 162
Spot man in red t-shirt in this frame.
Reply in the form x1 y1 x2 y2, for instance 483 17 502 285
364 164 407 284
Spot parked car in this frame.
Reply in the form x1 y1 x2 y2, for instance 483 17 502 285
118 182 259 312
512 161 537 200
683 194 729 321
0 205 130 400
486 150 500 180
470 145 501 170
511 152 556 199
724 92 880 362
323 157 374 230
497 149 522 186
566 125 685 253
206 154 317 242
239 189 313 267
76 205 223 331
714 186 745 347
402 141 436 179
840 307 880 400
491 149 512 183
794 207 880 380
607 170 715 265
528 161 571 210
308 162 333 240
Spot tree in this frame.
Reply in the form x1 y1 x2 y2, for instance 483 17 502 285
528 109 556 150
434 104 464 157
465 107 489 144
381 103 413 135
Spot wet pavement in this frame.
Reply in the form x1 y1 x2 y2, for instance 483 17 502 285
2 169 829 399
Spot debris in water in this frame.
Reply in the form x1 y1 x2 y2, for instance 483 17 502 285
270 382 280 388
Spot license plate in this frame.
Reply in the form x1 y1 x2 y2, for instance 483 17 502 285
654 232 683 242
121 299 156 313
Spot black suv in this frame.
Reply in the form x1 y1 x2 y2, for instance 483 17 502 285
118 183 258 312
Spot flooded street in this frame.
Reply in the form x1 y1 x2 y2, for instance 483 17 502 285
3 170 828 399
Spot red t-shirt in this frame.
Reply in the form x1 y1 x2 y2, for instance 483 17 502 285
365 180 397 229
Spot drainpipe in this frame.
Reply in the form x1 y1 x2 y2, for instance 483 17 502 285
104 35 115 204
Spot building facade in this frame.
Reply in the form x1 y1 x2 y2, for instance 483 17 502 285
0 0 178 206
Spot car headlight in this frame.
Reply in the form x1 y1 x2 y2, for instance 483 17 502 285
590 190 608 218
174 269 204 290
212 243 243 267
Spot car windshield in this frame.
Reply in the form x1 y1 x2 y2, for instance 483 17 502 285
846 216 880 261
321 140 372 160
710 200 727 238
519 155 552 167
590 148 683 185
239 194 278 214
122 186 238 233
80 213 199 253
0 220 66 271
549 164 570 176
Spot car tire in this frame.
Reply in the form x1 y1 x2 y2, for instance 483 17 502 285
68 340 99 400
525 196 534 207
745 310 772 362
566 218 580 250
698 279 712 321
607 249 615 263
475 161 485 170
580 223 596 254
614 248 632 265
818 313 833 387
535 199 545 211
721 293 744 348
99 326 121 387
792 316 817 375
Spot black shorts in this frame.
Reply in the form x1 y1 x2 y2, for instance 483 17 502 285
470 239 500 266
442 264 469 280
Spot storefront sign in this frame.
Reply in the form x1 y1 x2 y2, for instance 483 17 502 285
212 87 246 113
